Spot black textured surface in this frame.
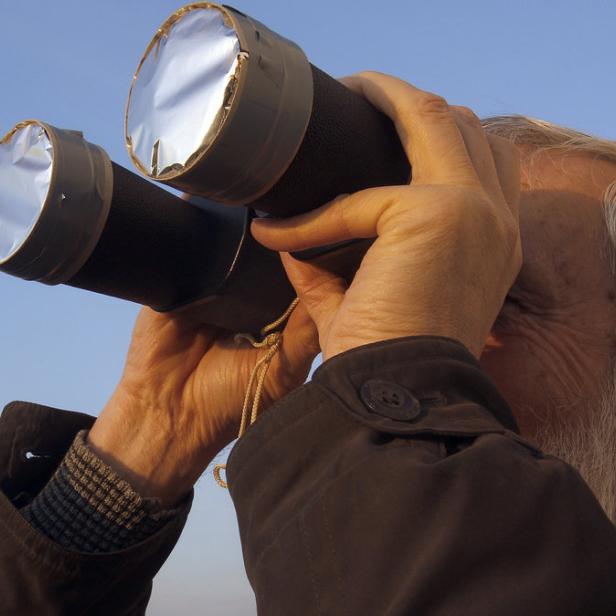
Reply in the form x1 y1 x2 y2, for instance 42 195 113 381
67 164 232 310
66 166 295 331
65 64 411 326
250 65 411 216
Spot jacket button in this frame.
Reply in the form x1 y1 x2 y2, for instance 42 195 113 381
359 379 421 421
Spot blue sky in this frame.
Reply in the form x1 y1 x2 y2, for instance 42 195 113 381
1 0 615 613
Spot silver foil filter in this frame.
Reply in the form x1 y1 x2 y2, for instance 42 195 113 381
0 121 112 284
126 6 241 179
0 123 53 262
125 2 314 205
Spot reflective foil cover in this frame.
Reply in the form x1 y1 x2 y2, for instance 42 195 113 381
0 123 53 262
126 5 241 179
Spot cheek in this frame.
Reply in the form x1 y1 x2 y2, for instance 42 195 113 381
479 335 583 439
480 316 611 438
480 334 552 423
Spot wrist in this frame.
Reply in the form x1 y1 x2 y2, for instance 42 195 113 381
89 386 227 507
323 320 484 361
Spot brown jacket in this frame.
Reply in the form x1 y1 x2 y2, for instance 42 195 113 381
1 336 615 615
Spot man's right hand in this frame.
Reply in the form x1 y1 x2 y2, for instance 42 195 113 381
251 72 522 361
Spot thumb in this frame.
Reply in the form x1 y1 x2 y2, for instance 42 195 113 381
278 300 320 369
280 252 347 342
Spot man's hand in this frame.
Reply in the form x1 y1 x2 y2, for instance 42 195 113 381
88 303 319 507
251 72 522 360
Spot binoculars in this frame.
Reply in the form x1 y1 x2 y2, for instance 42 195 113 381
0 3 409 333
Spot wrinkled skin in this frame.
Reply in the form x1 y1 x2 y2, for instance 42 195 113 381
481 149 616 439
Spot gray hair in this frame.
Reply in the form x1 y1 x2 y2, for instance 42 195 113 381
602 181 616 276
482 115 616 274
481 115 616 523
481 115 616 161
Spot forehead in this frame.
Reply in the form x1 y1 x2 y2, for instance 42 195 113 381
520 147 616 199
517 147 616 283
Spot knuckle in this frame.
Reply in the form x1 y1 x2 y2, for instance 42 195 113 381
354 70 387 85
454 105 481 126
358 69 383 79
453 107 484 132
338 198 355 237
413 92 450 117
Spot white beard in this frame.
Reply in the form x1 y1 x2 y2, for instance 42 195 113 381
531 377 616 525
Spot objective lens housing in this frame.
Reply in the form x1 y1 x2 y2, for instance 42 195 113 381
0 121 112 284
0 121 297 333
0 123 53 263
126 3 314 206
126 3 410 218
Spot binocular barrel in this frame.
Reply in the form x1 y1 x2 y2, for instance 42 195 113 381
126 3 411 216
1 3 411 333
0 121 296 332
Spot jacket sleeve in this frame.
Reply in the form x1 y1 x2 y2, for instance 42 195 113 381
227 336 616 616
0 401 191 616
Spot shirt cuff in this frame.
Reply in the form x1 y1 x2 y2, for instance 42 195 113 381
21 430 181 553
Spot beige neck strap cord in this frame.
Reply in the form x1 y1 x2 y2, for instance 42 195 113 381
213 297 300 489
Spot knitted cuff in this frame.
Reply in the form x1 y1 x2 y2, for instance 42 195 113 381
21 430 178 553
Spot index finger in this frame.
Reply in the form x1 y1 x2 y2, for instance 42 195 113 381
342 72 477 186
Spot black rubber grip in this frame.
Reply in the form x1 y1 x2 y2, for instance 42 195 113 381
67 163 222 309
65 164 296 332
250 65 411 216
